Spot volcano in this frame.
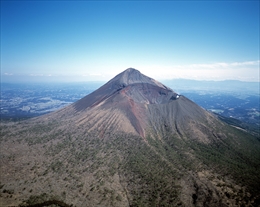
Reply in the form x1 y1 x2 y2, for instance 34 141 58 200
1 68 260 207
43 68 216 141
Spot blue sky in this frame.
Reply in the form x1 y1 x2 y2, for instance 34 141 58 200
1 1 259 82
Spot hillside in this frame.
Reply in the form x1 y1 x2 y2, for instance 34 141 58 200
1 68 260 207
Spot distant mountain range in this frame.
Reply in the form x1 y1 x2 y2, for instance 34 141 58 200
1 68 259 207
162 79 259 94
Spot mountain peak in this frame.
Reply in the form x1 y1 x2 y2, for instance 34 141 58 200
124 67 139 73
72 68 179 112
112 68 149 86
110 68 169 90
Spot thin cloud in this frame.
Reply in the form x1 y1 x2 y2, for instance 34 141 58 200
186 60 259 69
4 73 13 76
141 60 259 81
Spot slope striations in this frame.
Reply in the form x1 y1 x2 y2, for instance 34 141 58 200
1 68 260 207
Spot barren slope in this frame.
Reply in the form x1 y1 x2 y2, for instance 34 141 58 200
39 68 216 140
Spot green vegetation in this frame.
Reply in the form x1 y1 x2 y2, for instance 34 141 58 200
188 125 260 198
217 113 260 137
1 118 260 207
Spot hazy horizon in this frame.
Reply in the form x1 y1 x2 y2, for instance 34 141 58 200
1 71 260 84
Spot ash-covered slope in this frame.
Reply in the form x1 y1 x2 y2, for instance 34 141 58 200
44 68 216 140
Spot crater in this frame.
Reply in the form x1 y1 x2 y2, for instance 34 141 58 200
122 83 179 104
